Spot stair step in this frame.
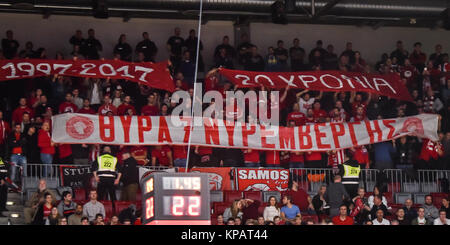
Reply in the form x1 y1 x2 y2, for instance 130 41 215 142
0 217 25 225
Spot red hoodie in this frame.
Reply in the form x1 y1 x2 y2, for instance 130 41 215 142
38 129 55 155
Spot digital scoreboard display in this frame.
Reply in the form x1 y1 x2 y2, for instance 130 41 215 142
141 172 210 225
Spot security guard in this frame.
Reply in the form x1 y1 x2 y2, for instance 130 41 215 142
0 157 9 217
338 150 361 199
92 146 122 202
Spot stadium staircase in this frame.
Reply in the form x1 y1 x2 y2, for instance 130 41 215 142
0 192 25 225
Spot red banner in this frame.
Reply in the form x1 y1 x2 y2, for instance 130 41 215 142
178 167 233 191
0 59 175 92
234 168 290 191
218 68 413 101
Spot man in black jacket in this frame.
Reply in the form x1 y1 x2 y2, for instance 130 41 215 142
7 124 27 185
120 151 139 201
370 195 390 220
324 175 349 217
135 32 158 62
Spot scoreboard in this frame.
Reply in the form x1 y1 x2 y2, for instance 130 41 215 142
141 172 211 225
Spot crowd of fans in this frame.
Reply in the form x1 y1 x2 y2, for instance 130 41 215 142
1 27 449 225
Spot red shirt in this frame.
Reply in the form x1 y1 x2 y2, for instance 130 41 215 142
151 146 172 166
265 151 280 165
141 105 159 116
130 146 149 166
243 149 259 163
287 112 306 126
304 117 317 125
205 76 219 93
289 152 304 163
328 150 345 168
409 52 427 66
419 139 443 161
353 146 369 165
313 109 328 121
117 104 137 116
172 146 188 159
305 152 322 161
285 189 309 211
38 130 55 155
77 107 96 114
43 205 53 218
197 146 212 156
59 102 78 114
332 215 354 225
351 101 367 117
0 120 10 145
58 144 72 159
12 133 22 154
12 106 33 124
98 104 117 116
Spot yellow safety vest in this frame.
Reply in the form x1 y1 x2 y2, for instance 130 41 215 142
97 154 118 177
343 164 360 177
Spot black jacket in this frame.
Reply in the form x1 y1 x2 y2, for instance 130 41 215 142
121 157 139 186
7 132 27 158
370 203 390 220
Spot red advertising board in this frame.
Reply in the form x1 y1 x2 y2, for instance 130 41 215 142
234 168 290 191
178 167 233 191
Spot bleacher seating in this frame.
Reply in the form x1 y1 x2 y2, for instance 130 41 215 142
413 193 427 205
210 191 224 203
101 200 114 217
73 188 86 202
388 182 401 193
262 191 281 203
243 191 262 202
395 192 412 204
213 202 230 216
223 191 243 203
431 193 448 207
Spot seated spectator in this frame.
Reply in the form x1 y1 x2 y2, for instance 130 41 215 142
234 217 242 225
440 197 450 219
141 94 160 116
46 207 61 225
273 216 283 225
223 200 243 221
243 149 260 168
423 195 439 223
350 187 371 224
57 191 77 219
263 196 280 222
390 220 400 225
12 98 33 125
372 209 390 225
293 215 302 225
396 208 411 225
226 218 235 225
370 195 390 220
411 207 432 225
107 216 119 225
58 217 68 226
402 198 418 221
332 205 354 225
93 213 105 225
120 151 139 201
81 217 90 225
151 145 173 167
130 145 149 166
24 179 56 225
433 210 450 225
32 192 55 225
68 204 86 225
312 185 329 218
83 189 105 222
118 203 137 224
216 215 225 225
78 99 96 114
367 186 388 209
257 216 265 225
241 198 260 223
280 195 300 224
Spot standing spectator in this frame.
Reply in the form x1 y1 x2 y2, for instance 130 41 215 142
422 195 439 223
286 103 306 126
83 189 105 222
172 145 188 167
34 96 49 118
394 136 417 170
340 42 356 64
409 42 427 71
180 51 196 85
390 40 409 65
114 34 132 61
237 33 253 66
289 38 306 71
72 89 84 110
402 198 418 221
372 209 390 225
296 90 323 115
130 145 149 166
117 95 137 116
308 40 327 65
322 44 339 70
135 32 158 62
68 204 86 225
120 151 139 202
57 191 77 219
83 29 102 60
69 30 85 49
214 35 236 60
263 196 280 222
92 146 122 201
429 44 444 67
7 124 27 185
411 207 432 225
324 175 349 217
78 99 96 114
433 210 450 225
0 111 10 159
19 41 35 59
352 51 366 72
98 94 117 116
87 78 103 111
59 93 78 114
285 179 314 214
280 195 300 224
312 185 329 218
264 150 280 168
23 179 56 224
12 98 34 126
332 205 354 225
167 27 185 71
38 121 55 177
214 47 234 69
418 138 445 170
338 151 361 199
440 197 450 219
265 47 281 72
373 140 396 171
243 46 265 71
274 40 288 71
184 29 204 71
151 145 173 168
1 30 19 59
141 94 160 116
32 192 55 225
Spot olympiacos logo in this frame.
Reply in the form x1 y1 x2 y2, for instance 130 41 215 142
66 116 94 140
400 117 424 136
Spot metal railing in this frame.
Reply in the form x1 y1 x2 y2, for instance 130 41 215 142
290 168 380 194
382 169 450 197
